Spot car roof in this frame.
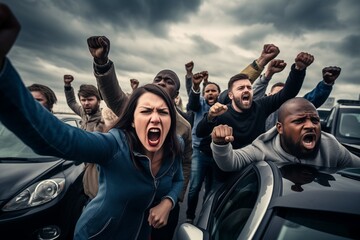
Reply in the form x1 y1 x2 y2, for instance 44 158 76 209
54 112 81 120
268 162 360 215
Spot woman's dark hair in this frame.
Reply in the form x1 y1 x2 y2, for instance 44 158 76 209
113 84 182 169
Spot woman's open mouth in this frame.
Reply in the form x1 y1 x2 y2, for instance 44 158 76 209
148 128 161 146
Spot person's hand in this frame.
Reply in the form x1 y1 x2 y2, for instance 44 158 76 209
265 59 287 78
63 74 74 86
200 71 209 85
192 72 205 91
130 78 139 91
87 36 110 65
257 44 280 68
0 3 21 69
322 66 341 85
148 198 172 229
294 52 314 70
185 61 194 75
208 102 228 121
211 124 234 145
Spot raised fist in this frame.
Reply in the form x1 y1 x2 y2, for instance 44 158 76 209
185 61 194 73
130 79 139 91
87 36 110 65
63 74 74 86
322 66 341 85
295 52 314 71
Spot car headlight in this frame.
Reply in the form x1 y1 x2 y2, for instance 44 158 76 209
2 178 65 211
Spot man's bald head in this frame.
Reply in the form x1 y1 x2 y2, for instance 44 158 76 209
278 97 317 123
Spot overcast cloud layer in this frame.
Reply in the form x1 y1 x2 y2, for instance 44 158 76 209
3 0 360 112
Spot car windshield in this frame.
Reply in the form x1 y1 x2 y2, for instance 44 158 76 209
337 109 360 140
0 121 53 159
266 208 359 239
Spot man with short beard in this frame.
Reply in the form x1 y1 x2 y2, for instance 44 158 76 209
210 97 360 170
196 51 314 150
64 74 104 132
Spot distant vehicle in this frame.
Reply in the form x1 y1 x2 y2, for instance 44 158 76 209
177 161 360 240
321 99 360 156
317 108 331 124
0 113 87 240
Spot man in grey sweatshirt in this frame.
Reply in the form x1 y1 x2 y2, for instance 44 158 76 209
211 97 360 170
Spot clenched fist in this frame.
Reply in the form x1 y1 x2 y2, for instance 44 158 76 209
322 66 341 85
87 36 110 65
211 124 234 145
294 52 314 70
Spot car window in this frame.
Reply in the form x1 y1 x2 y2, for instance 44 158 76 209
0 122 43 158
210 169 259 240
264 208 360 239
338 112 360 138
63 119 79 127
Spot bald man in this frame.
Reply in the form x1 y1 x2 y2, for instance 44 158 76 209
210 97 360 171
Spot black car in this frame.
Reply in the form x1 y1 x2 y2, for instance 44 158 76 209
0 113 87 240
177 161 360 240
322 99 360 156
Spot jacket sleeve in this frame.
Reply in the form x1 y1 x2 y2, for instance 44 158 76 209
64 86 83 116
196 112 216 138
164 156 184 208
211 142 256 171
185 75 192 97
260 63 306 115
253 74 270 100
187 87 201 112
94 60 129 116
0 59 117 164
303 80 333 108
240 60 264 83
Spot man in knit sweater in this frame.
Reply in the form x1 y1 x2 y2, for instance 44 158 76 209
211 97 360 170
196 52 314 150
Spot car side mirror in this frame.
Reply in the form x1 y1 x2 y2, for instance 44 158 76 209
177 223 210 240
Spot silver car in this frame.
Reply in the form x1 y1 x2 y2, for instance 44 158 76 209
177 161 360 240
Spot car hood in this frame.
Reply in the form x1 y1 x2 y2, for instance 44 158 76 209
0 159 62 201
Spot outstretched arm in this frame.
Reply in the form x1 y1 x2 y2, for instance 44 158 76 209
210 125 255 171
303 66 341 108
253 59 287 99
87 36 128 116
0 3 20 68
63 74 83 116
240 44 280 83
0 4 115 164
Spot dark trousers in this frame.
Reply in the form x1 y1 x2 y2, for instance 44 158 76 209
151 202 180 240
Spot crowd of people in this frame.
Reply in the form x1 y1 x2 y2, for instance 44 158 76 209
0 3 359 240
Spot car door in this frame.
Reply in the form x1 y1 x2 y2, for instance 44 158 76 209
207 161 274 240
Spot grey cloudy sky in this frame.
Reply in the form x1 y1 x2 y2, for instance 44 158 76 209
3 0 360 112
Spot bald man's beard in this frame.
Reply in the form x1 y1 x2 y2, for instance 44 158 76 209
282 134 321 159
